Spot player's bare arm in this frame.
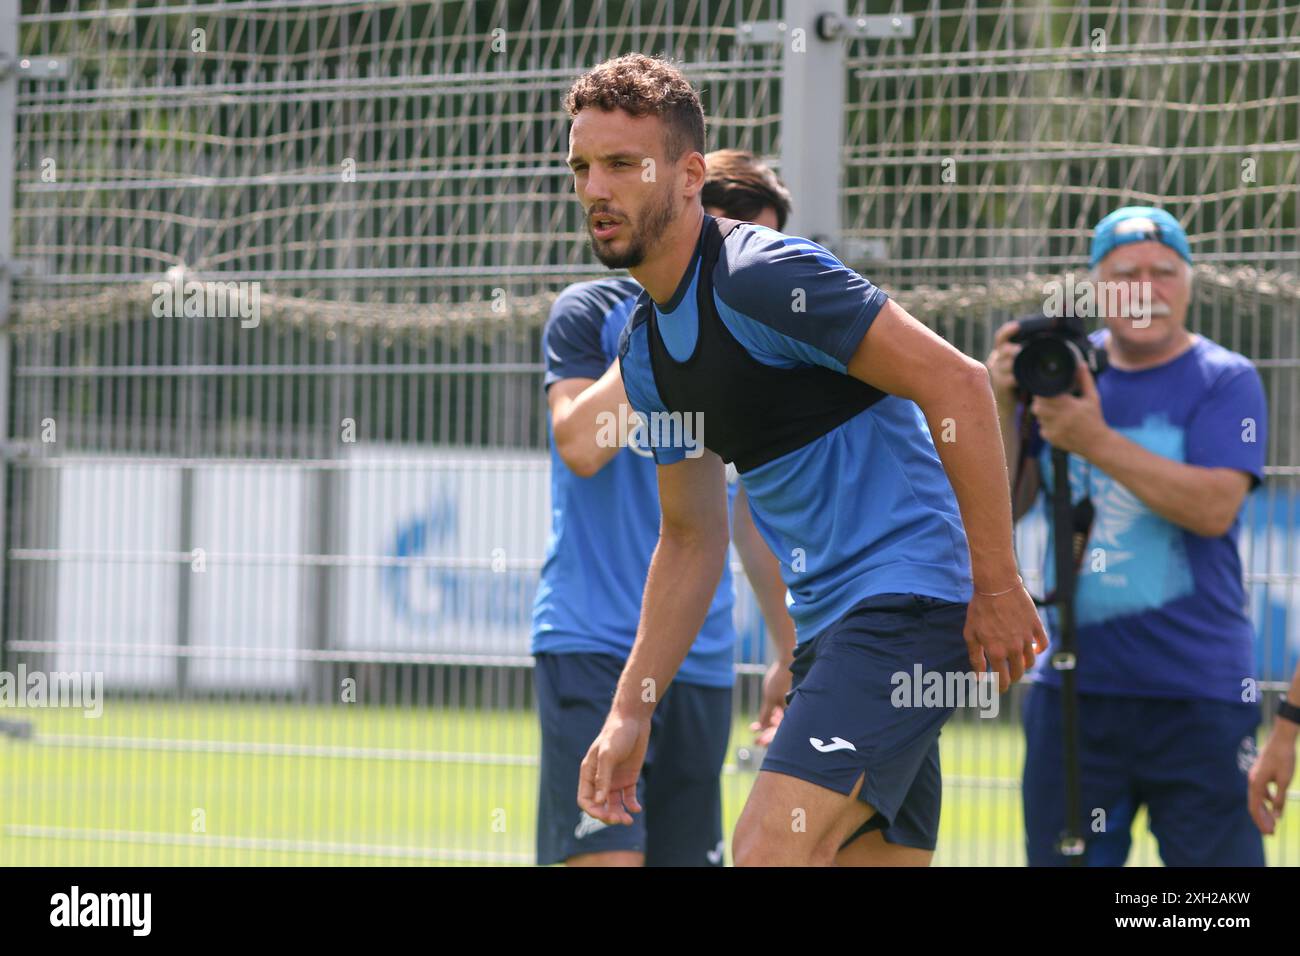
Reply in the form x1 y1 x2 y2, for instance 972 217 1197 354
547 361 633 478
847 298 1048 691
577 449 730 824
732 486 796 744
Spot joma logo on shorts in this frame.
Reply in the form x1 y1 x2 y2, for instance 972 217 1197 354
574 812 609 839
809 736 857 753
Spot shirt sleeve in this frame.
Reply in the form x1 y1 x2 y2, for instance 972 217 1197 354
542 285 613 390
712 226 890 373
1184 365 1268 488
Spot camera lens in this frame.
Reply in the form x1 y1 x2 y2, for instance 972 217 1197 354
1013 337 1081 397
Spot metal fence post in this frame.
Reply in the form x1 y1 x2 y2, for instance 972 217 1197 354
0 0 18 678
780 0 846 248
176 468 195 694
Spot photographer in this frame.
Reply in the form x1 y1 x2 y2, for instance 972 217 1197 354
987 207 1269 866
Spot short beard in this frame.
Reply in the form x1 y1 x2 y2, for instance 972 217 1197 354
589 184 676 270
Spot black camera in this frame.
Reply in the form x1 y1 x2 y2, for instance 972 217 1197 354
1010 314 1108 397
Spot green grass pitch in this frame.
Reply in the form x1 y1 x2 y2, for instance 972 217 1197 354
1 702 1294 866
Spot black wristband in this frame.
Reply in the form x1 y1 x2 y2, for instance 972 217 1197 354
1277 697 1300 727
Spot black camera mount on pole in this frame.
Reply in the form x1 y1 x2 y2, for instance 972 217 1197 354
1009 309 1105 865
1049 447 1086 865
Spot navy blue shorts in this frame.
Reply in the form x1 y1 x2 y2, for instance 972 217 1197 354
760 593 973 851
1022 683 1265 866
534 651 733 866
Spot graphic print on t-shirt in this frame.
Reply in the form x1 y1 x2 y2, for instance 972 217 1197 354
1052 414 1195 626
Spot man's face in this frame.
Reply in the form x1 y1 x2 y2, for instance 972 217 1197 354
567 109 684 269
704 205 780 230
1096 239 1192 355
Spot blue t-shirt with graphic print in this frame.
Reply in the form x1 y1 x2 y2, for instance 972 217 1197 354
1029 330 1267 703
530 277 738 687
618 215 973 643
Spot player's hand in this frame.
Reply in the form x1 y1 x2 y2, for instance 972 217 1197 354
984 320 1022 409
750 658 791 747
964 582 1047 693
577 711 651 826
1248 723 1297 835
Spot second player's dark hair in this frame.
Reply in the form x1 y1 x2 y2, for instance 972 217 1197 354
702 149 793 231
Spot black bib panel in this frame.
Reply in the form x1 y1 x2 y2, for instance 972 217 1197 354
645 217 888 473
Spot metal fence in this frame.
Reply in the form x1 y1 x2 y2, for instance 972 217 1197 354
0 0 1297 866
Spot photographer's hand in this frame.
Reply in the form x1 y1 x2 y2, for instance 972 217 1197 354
1032 360 1251 538
984 320 1023 411
1029 363 1110 457
986 321 1039 515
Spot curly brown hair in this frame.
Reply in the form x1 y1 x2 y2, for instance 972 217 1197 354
563 53 706 163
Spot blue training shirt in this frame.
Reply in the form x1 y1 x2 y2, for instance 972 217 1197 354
619 216 973 643
1029 329 1268 704
530 277 738 687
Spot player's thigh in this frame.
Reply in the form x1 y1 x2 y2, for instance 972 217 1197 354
566 850 644 867
642 681 731 867
835 828 933 867
834 736 942 865
733 769 876 867
1138 698 1265 867
746 594 969 865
